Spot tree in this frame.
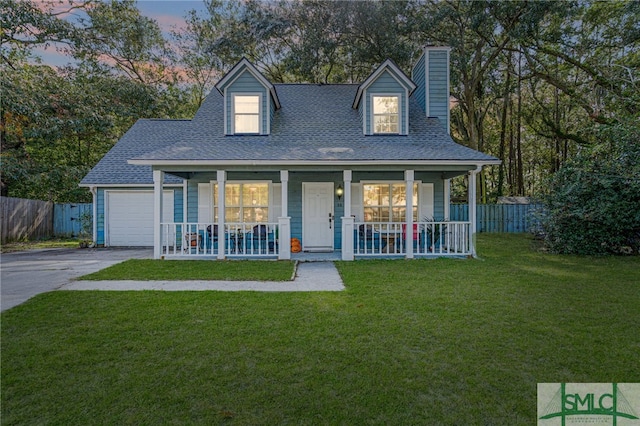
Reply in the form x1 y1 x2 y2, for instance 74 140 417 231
540 119 640 255
72 0 174 86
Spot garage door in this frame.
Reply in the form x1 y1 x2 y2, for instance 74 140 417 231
106 191 174 246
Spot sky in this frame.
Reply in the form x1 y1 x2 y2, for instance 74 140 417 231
33 0 209 67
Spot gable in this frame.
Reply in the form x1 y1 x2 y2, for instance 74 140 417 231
223 70 270 134
215 58 280 135
352 60 416 136
363 70 410 135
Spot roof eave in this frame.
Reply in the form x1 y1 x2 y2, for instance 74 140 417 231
353 59 417 109
128 158 501 167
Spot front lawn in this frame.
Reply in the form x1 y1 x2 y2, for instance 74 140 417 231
78 259 295 281
2 234 639 425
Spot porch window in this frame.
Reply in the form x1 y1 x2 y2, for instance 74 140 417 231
233 95 260 134
372 96 399 134
363 183 417 222
214 183 269 222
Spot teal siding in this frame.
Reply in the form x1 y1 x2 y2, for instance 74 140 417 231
226 70 268 134
428 50 448 129
182 171 447 250
97 188 105 244
412 53 426 113
365 70 409 135
187 181 199 222
174 187 184 223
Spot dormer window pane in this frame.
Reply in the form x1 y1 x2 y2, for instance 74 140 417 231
373 96 399 134
234 95 260 133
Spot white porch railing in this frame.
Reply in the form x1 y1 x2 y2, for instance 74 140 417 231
161 222 280 258
352 221 471 257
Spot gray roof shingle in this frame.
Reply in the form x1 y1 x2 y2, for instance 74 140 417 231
83 84 498 185
80 119 189 185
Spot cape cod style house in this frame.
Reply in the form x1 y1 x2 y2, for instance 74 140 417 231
80 46 499 260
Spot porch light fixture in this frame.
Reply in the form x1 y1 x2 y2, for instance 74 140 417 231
336 184 344 200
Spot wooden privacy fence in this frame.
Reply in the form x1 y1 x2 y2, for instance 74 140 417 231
0 197 93 243
0 196 54 244
449 204 542 233
1 199 541 244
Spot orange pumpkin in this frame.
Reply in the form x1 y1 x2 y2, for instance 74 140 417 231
291 238 302 253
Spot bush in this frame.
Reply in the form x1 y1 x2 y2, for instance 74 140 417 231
541 122 640 255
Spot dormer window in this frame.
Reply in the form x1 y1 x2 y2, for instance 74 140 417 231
373 95 399 134
233 94 261 134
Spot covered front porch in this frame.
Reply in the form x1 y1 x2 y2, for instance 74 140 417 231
151 167 482 261
159 219 472 259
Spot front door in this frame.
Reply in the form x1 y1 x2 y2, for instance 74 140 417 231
302 182 334 251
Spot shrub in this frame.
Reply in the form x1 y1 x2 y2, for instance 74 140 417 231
541 122 640 255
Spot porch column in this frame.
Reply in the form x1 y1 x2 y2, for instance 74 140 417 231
278 217 291 260
217 170 226 260
280 170 288 218
444 178 451 220
405 170 414 259
468 167 480 257
153 170 164 259
342 170 354 261
343 170 352 218
279 170 291 260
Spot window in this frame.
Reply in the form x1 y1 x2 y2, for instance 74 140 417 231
363 183 418 222
233 95 260 134
372 96 399 134
214 183 269 222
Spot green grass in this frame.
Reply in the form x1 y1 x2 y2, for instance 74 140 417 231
78 259 295 281
2 234 639 425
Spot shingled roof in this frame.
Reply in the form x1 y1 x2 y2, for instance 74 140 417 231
82 84 498 185
80 119 189 186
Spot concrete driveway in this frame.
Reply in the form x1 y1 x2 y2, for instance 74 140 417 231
0 248 152 312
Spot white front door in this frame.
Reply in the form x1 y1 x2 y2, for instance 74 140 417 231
302 182 334 251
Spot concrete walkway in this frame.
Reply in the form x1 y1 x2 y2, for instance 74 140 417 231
60 261 345 292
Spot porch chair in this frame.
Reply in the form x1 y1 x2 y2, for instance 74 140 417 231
248 224 275 254
354 224 387 252
202 225 219 251
398 223 424 253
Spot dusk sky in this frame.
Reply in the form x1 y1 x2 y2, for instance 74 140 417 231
34 0 210 67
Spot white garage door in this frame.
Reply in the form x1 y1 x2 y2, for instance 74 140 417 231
106 191 174 246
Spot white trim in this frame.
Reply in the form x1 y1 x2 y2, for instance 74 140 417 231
79 183 183 188
443 179 451 219
104 188 173 249
369 93 402 135
90 186 97 244
405 170 414 259
130 159 499 168
223 87 228 134
216 170 226 260
280 170 288 218
404 87 410 134
360 180 421 223
215 58 280 109
183 180 188 224
266 90 271 134
302 182 335 251
353 59 416 109
231 92 263 135
153 170 163 259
